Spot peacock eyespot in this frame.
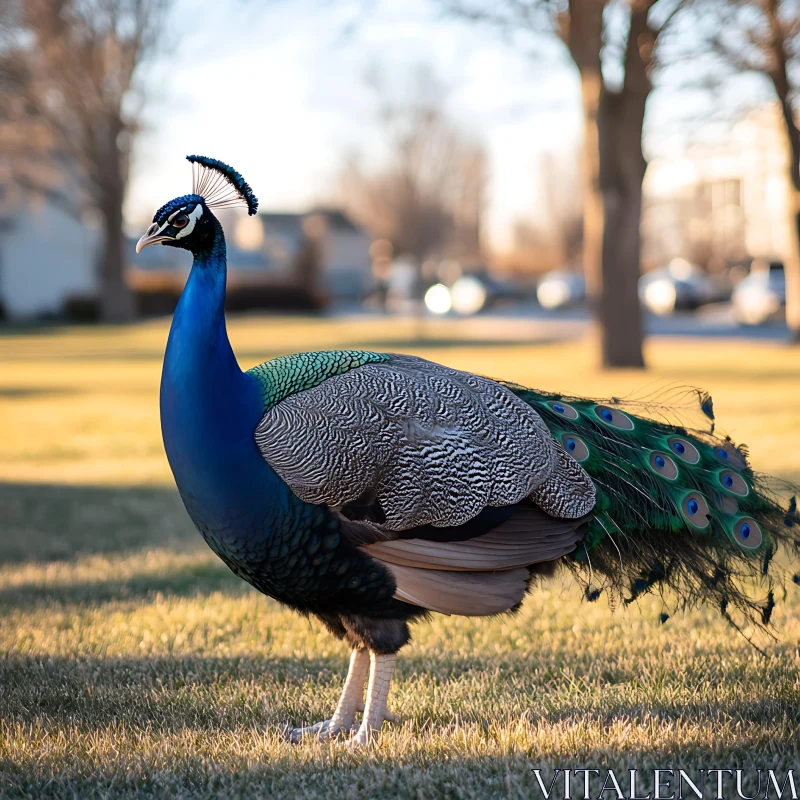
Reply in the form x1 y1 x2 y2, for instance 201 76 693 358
547 400 578 420
649 451 678 480
594 405 634 430
719 470 749 497
668 437 700 464
715 443 746 468
561 433 589 462
733 517 762 549
682 492 710 529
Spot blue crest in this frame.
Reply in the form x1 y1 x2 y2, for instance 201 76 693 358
186 155 259 216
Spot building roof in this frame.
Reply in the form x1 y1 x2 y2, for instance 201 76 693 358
127 208 368 273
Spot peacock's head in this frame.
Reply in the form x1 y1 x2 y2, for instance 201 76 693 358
136 194 211 254
136 155 258 256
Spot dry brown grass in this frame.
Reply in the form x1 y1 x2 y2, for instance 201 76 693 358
1 316 799 798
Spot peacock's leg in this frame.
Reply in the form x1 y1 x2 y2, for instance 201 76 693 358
288 647 369 742
347 651 398 748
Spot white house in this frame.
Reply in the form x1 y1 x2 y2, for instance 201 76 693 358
643 103 793 271
0 197 99 320
1 199 373 319
132 208 374 307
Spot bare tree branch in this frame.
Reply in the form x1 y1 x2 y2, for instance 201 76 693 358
338 67 486 271
0 0 173 321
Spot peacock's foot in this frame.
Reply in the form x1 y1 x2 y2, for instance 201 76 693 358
287 717 359 743
347 706 398 748
288 648 370 745
346 652 398 749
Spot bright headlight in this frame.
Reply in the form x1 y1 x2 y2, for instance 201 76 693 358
424 283 452 315
537 279 571 309
643 279 677 315
450 276 487 315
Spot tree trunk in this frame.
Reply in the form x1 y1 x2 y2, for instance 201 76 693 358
593 3 650 369
98 166 137 324
770 105 800 343
784 177 800 344
578 72 605 327
597 90 646 368
771 86 800 343
569 0 645 368
765 0 800 341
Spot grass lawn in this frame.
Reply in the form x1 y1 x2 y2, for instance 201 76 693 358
1 316 799 799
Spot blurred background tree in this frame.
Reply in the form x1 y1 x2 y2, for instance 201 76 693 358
0 0 172 322
686 0 800 341
440 0 689 367
338 67 487 273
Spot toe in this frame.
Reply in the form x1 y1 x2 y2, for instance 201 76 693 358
287 719 331 743
346 726 371 749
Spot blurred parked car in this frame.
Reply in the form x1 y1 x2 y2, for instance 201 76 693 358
639 258 722 315
423 270 521 316
732 260 786 325
536 270 586 310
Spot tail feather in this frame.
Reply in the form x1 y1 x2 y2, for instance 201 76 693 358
504 381 800 631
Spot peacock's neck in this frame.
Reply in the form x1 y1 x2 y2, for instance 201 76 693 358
160 221 274 511
163 223 238 383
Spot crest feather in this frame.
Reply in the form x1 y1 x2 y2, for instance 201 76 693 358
186 155 259 216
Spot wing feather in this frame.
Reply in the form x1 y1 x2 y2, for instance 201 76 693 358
382 563 531 615
254 354 595 530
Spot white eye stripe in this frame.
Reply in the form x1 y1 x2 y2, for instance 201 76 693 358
168 206 188 222
175 204 203 239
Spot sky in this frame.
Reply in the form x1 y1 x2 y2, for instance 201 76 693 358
125 0 773 253
125 0 583 251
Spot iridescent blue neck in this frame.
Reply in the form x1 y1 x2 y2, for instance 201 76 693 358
163 220 240 385
159 217 306 558
160 220 262 495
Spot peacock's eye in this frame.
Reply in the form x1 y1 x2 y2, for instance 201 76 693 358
668 437 700 464
733 517 762 549
547 400 579 420
682 492 710 529
560 433 589 461
649 451 678 480
594 405 634 430
719 470 749 497
172 213 190 229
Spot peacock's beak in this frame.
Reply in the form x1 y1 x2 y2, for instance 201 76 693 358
135 222 170 253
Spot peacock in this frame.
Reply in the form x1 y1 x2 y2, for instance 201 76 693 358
136 155 800 747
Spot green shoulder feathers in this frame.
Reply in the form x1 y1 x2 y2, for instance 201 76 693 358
247 351 390 410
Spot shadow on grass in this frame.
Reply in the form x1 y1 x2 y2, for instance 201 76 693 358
3 750 798 800
0 348 167 363
0 333 570 367
1 653 799 798
0 481 194 564
0 560 241 611
0 387 81 399
2 652 799 734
